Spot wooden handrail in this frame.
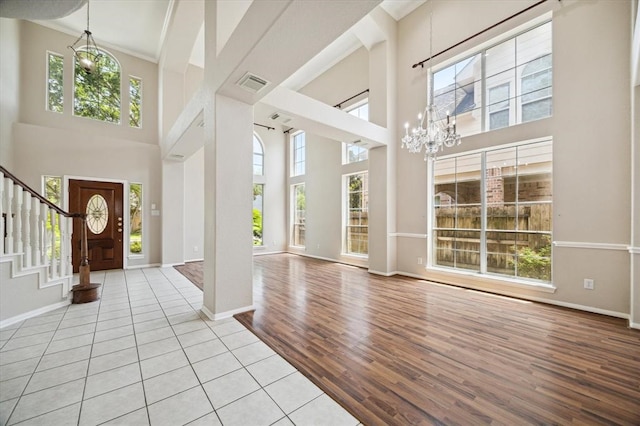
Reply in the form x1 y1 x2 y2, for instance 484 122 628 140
0 165 83 219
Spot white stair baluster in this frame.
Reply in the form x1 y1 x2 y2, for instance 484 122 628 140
32 199 41 267
23 192 32 268
49 209 57 279
59 214 69 277
41 204 49 267
13 185 23 255
0 172 5 255
4 178 14 254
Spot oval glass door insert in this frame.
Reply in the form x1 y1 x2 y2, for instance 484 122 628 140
86 194 109 234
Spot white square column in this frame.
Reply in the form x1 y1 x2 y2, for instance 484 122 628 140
201 94 254 320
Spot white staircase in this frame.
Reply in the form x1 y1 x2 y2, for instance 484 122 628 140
0 167 74 327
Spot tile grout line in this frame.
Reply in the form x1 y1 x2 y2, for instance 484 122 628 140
3 301 73 426
155 267 223 425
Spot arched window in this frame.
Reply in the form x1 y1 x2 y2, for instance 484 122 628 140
520 54 552 123
73 48 121 123
253 134 264 175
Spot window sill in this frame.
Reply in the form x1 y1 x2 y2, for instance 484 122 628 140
425 265 556 293
128 254 144 260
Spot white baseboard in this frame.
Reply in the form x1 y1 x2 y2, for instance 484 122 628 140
253 250 285 257
161 262 184 268
368 269 397 277
126 263 161 269
200 304 255 321
0 300 70 329
184 258 204 263
629 321 640 330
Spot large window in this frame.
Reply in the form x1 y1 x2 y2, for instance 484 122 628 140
432 21 552 136
344 101 369 164
74 48 121 123
292 132 305 176
345 172 368 255
292 184 305 247
43 176 62 260
129 183 142 254
432 139 552 283
47 52 64 113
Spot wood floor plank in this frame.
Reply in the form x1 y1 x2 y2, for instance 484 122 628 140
222 254 640 425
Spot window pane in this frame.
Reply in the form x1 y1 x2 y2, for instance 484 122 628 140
486 231 517 276
433 154 480 268
253 135 264 175
292 184 305 246
292 133 305 176
74 48 121 123
43 176 62 261
129 77 142 128
432 54 481 137
47 53 64 113
129 183 142 254
346 173 368 255
253 184 263 246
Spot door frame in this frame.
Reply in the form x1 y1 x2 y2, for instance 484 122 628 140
63 175 131 270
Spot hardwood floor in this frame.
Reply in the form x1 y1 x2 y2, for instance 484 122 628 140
174 261 203 290
233 254 640 426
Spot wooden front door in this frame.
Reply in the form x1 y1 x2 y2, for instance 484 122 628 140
70 180 124 272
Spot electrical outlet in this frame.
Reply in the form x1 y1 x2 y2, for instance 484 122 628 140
583 278 594 290
417 257 423 265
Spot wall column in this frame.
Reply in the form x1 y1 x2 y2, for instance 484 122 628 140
630 83 640 329
201 93 254 319
161 160 185 266
367 8 397 275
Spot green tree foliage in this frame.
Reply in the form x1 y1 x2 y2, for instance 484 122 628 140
48 54 64 112
129 77 142 127
74 48 121 123
129 184 142 233
253 184 263 245
348 174 362 209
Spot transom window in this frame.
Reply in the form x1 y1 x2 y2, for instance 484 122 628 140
432 20 552 136
253 135 264 176
73 47 121 123
431 139 552 283
47 52 64 113
292 132 305 176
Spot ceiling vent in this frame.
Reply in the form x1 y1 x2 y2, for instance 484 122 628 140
237 72 269 93
269 112 292 124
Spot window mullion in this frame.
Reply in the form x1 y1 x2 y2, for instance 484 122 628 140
480 151 487 274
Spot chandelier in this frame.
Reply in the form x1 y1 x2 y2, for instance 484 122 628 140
68 0 101 74
401 8 461 161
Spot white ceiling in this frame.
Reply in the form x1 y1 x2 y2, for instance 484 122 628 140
32 0 172 62
23 0 425 66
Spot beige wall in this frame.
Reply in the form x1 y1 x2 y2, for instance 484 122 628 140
291 0 634 317
395 0 632 316
0 18 20 168
184 147 204 261
13 123 162 268
19 21 158 145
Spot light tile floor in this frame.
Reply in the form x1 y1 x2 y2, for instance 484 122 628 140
0 267 360 426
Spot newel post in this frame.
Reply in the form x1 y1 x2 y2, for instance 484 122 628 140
70 213 101 303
